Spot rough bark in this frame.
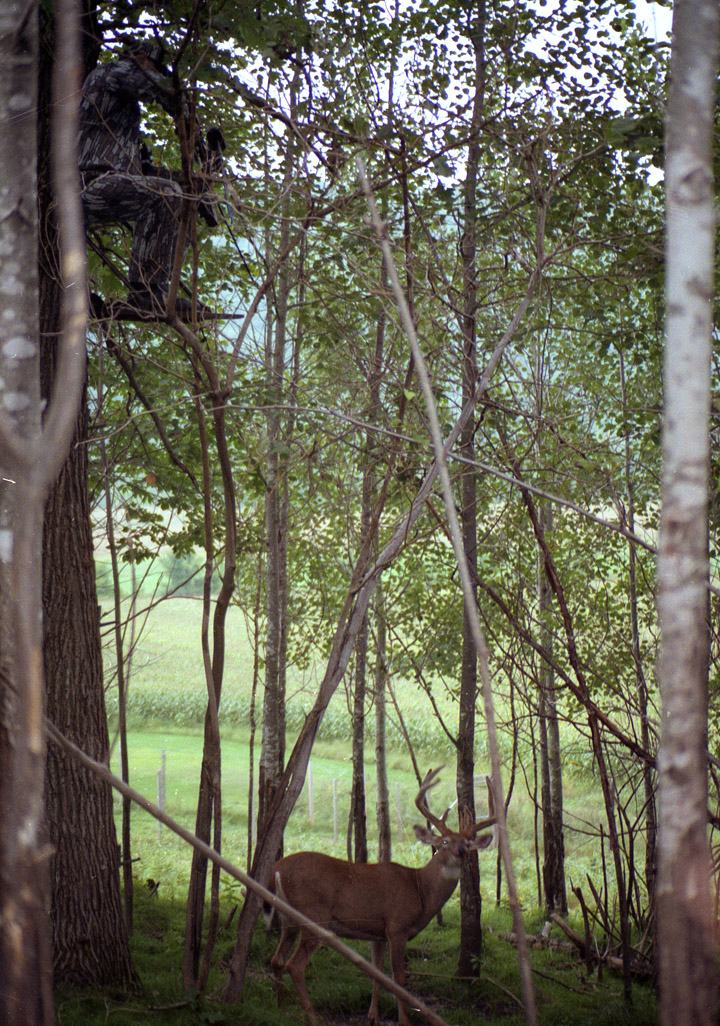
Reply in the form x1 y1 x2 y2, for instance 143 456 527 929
42 404 137 987
656 2 719 1022
38 4 135 988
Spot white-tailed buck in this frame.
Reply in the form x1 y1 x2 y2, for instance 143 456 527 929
265 767 495 1025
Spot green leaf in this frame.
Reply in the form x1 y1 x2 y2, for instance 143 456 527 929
433 155 454 178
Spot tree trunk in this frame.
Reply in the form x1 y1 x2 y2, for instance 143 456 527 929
38 6 135 989
656 2 719 1022
0 6 54 1021
42 404 136 987
374 584 392 862
618 348 656 903
350 430 378 865
98 389 133 936
350 624 369 862
258 278 288 842
546 697 565 912
182 387 225 990
537 503 566 915
456 0 486 977
258 90 297 839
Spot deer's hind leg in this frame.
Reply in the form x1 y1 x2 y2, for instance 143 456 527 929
368 938 386 1025
271 920 300 1005
284 928 322 1023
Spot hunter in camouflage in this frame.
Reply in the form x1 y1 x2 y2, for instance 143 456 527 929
79 40 217 320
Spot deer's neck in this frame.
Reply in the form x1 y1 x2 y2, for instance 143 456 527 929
416 855 461 919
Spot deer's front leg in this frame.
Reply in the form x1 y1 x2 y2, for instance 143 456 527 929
388 933 410 1026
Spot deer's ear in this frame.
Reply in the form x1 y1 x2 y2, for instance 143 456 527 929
469 832 494 851
414 824 441 847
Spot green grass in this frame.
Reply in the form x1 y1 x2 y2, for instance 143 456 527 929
113 724 463 898
75 585 659 1024
103 587 463 756
55 884 659 1026
113 722 604 913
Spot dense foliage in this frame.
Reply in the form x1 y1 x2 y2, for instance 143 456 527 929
67 0 719 1014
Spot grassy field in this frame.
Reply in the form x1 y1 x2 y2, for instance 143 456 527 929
78 581 657 1025
103 591 608 902
112 724 453 902
102 584 464 754
55 889 658 1026
115 721 607 914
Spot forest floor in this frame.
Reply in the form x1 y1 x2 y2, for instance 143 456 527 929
58 708 657 1026
80 583 659 1026
55 870 658 1026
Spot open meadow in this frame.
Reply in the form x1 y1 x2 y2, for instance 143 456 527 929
56 584 662 1026
101 587 611 904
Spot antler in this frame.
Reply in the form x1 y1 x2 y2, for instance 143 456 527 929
458 775 496 838
415 766 452 836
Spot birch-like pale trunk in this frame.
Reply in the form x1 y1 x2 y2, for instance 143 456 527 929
1 0 91 1015
0 7 52 1023
656 2 719 1023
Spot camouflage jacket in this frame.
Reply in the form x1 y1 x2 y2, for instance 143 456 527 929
79 56 175 176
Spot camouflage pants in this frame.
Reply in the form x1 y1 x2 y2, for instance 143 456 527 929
81 171 187 290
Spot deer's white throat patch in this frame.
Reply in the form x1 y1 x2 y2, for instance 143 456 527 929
441 863 462 881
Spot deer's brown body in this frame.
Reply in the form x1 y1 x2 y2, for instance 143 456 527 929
267 768 495 1025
